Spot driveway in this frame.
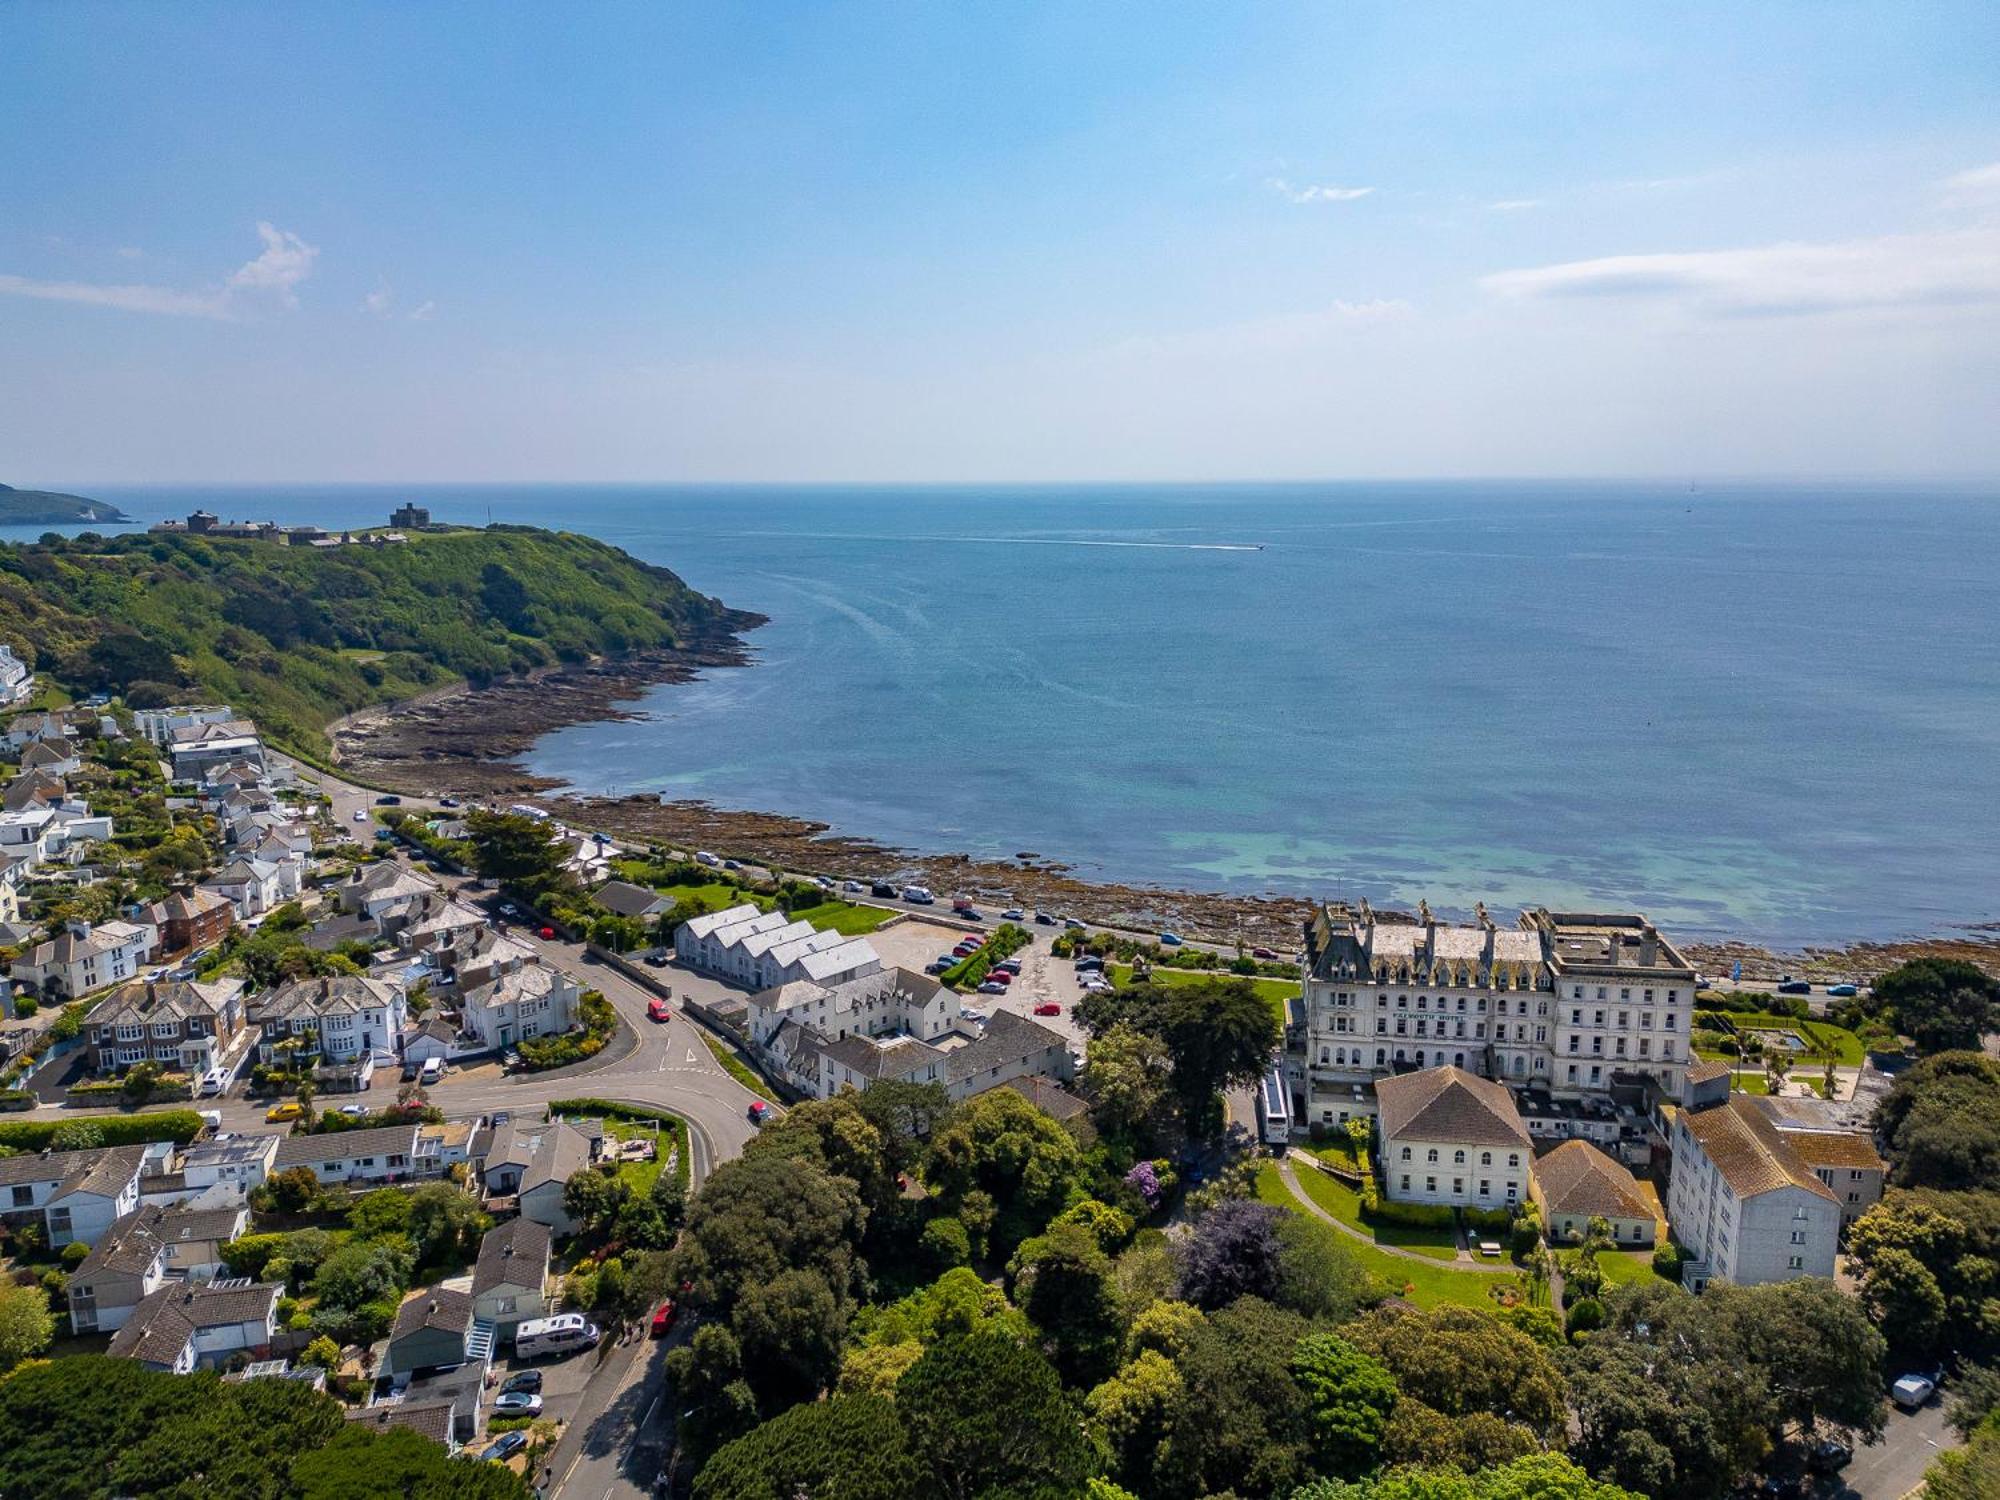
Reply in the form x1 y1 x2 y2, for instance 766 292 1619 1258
1823 1396 1954 1500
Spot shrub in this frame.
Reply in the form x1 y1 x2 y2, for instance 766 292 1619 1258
0 1109 203 1153
1565 1296 1606 1339
1651 1243 1684 1283
1360 1196 1456 1231
60 1240 90 1267
11 995 37 1018
1463 1205 1516 1234
299 1334 342 1370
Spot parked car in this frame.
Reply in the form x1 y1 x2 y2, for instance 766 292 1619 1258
1074 955 1105 971
439 797 460 808
338 1103 368 1118
1251 946 1276 960
483 1431 529 1463
499 1370 542 1395
748 1100 770 1124
352 809 368 822
1777 979 1812 995
1891 1372 1936 1409
870 882 899 899
374 794 401 806
1033 911 1056 925
723 859 741 871
1033 1002 1062 1017
265 1101 303 1122
493 1392 542 1417
953 941 983 957
1062 916 1084 929
695 850 720 868
651 1300 678 1338
1825 983 1859 998
1806 1439 1852 1474
643 951 668 967
902 885 935 905
1158 931 1183 946
647 998 672 1023
983 971 1010 985
842 880 864 894
992 959 1022 974
1001 908 1025 922
501 1049 522 1071
978 981 1007 994
925 959 954 975
538 925 556 940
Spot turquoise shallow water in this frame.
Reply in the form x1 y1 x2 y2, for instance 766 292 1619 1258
54 480 2000 946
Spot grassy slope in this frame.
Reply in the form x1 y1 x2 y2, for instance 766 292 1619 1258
0 526 739 755
1108 962 1300 1025
0 484 129 523
1287 1157 1460 1260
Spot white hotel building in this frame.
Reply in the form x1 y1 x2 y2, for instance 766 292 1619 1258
1297 901 1697 1129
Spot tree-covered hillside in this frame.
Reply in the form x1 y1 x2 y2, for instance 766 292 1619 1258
0 483 129 524
0 526 749 752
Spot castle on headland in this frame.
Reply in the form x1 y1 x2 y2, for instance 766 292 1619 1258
149 505 441 544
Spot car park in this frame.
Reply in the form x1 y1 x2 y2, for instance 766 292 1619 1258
499 1370 542 1395
493 1392 542 1417
1033 1002 1062 1016
483 1431 529 1463
647 998 672 1022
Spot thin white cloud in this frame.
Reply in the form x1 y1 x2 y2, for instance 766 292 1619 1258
0 221 318 320
364 281 395 316
1488 199 1543 213
226 221 317 306
0 272 229 319
1481 228 2000 317
1942 161 2000 207
408 299 437 322
1267 177 1374 205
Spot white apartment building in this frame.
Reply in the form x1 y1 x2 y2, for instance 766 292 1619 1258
1298 900 1695 1128
1668 1094 1842 1288
1374 1065 1534 1209
674 902 881 989
458 959 579 1049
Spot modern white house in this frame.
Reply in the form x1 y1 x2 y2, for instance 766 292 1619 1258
0 643 33 706
132 704 235 747
1668 1094 1843 1288
675 905 785 975
0 803 115 868
271 1123 423 1187
0 1143 164 1248
1374 1064 1534 1210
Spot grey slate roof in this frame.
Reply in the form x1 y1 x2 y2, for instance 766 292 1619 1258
106 1281 279 1366
1375 1065 1532 1149
473 1217 552 1295
392 1285 474 1342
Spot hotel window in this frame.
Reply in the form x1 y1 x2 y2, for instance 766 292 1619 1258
1788 1255 1804 1271
1596 987 1606 1000
1426 1149 1438 1163
1453 1179 1463 1194
1401 1147 1411 1161
1453 1150 1466 1164
1400 1176 1410 1191
1479 1180 1490 1196
1507 1153 1521 1168
1426 1177 1436 1193
1570 1009 1582 1024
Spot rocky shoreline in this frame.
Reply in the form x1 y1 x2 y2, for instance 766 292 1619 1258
330 641 1999 979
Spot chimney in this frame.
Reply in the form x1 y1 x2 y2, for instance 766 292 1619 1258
1638 925 1658 968
65 919 92 939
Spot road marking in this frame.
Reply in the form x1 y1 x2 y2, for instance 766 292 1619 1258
686 1047 698 1063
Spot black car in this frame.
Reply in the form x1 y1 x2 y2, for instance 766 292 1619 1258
500 1369 542 1395
1033 911 1055 925
1776 980 1812 995
870 882 898 899
374 794 402 806
1807 1439 1853 1474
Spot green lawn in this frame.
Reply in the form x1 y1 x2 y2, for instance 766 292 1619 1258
1694 1010 1865 1066
785 900 894 936
1108 963 1300 1025
1254 1163 1521 1310
602 1120 668 1195
1288 1160 1459 1261
1593 1248 1659 1290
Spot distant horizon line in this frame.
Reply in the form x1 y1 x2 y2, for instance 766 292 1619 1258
48 473 2000 491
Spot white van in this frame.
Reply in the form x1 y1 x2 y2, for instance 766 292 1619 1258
514 1313 601 1360
695 850 721 868
419 1056 444 1085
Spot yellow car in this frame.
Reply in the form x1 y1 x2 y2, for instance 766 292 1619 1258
265 1101 304 1122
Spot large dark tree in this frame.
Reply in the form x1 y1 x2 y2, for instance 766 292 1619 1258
1875 1052 2000 1190
464 809 569 887
1874 959 1999 1055
1075 977 1280 1135
1291 1332 1399 1479
1008 1220 1124 1385
693 1393 921 1500
1566 1327 1772 1500
1173 1198 1288 1310
1150 1297 1317 1500
896 1330 1100 1500
672 1150 869 1315
924 1087 1087 1253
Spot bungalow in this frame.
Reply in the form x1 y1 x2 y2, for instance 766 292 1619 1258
415 1118 487 1176
337 862 440 922
592 880 668 922
12 919 155 1000
106 1280 281 1373
272 1123 422 1187
384 1285 478 1378
1375 1065 1535 1211
481 1116 596 1234
471 1217 551 1339
67 1203 250 1333
1530 1139 1658 1247
344 1399 466 1456
458 960 579 1050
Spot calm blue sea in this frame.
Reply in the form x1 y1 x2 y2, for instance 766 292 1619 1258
38 481 2000 947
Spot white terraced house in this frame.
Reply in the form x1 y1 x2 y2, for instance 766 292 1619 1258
1298 900 1696 1129
13 919 155 1000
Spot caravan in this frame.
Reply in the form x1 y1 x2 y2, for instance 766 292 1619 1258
513 1313 600 1360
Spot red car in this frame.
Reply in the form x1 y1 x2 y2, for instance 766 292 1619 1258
651 1300 678 1338
1033 1002 1062 1017
538 926 555 940
647 998 672 1023
983 971 1011 985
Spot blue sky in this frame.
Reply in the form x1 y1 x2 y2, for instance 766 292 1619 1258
3 2 1996 481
